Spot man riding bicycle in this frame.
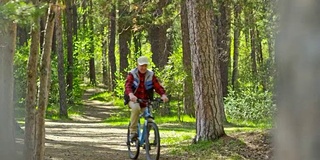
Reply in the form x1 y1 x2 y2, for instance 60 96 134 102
124 56 169 141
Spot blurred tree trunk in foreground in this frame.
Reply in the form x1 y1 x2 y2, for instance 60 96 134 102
0 6 17 159
275 0 320 159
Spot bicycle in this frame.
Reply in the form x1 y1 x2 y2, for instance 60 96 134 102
126 98 163 160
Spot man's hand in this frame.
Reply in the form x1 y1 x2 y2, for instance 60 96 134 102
129 93 137 102
161 94 169 102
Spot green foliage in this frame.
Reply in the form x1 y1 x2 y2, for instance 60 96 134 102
13 45 30 108
159 49 186 99
113 71 126 98
224 84 275 122
0 0 47 25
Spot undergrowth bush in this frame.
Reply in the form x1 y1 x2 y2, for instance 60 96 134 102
224 85 275 122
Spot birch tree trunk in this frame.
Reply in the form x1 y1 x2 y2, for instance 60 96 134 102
0 5 17 159
186 0 225 142
35 4 56 160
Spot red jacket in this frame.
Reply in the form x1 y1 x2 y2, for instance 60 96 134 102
125 69 165 107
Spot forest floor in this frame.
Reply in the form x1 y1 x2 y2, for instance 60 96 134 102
16 88 273 160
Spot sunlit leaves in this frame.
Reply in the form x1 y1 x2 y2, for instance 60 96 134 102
0 0 47 25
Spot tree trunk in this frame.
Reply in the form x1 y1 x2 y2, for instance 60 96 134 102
108 3 116 90
186 0 225 142
118 0 131 77
89 0 96 85
0 8 17 160
17 25 29 46
72 0 78 38
275 1 320 159
231 1 241 90
56 5 68 118
24 0 41 158
216 0 231 98
133 32 142 56
249 10 257 76
35 5 56 160
180 0 195 117
215 0 231 123
149 0 172 69
66 0 74 104
102 27 108 86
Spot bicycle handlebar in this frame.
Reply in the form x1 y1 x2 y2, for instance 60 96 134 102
137 98 163 103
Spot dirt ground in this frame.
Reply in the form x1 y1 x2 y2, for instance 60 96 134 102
16 88 273 160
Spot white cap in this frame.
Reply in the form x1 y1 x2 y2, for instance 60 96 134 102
137 56 149 65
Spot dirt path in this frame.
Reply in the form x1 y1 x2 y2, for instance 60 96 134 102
44 88 176 160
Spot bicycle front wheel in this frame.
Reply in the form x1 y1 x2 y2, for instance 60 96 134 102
127 123 140 159
145 122 160 160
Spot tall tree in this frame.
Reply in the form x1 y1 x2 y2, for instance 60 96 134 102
118 0 131 76
249 8 257 76
215 0 231 123
56 4 68 117
17 25 29 46
181 0 195 117
215 0 231 98
231 1 242 90
148 0 172 69
35 4 56 159
65 0 74 104
0 2 17 159
24 0 41 158
108 3 116 90
88 0 96 85
186 0 225 142
275 0 320 159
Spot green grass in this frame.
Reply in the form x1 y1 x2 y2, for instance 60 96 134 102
90 92 114 102
45 103 86 120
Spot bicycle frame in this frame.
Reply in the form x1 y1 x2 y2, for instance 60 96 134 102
137 106 152 146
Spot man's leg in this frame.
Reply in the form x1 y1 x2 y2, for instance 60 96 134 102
129 101 141 136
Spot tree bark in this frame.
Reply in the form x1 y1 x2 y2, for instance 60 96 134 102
89 0 96 85
17 25 29 46
56 5 68 118
108 3 116 90
65 0 74 104
186 0 225 142
118 0 131 77
149 0 172 69
231 1 241 90
181 0 195 117
35 5 56 160
0 7 17 160
215 0 231 123
24 0 41 159
249 10 257 76
216 0 231 98
275 1 320 159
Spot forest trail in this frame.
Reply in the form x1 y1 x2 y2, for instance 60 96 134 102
44 88 176 160
16 88 272 160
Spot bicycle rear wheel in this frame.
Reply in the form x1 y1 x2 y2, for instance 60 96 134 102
127 123 140 159
145 122 160 160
